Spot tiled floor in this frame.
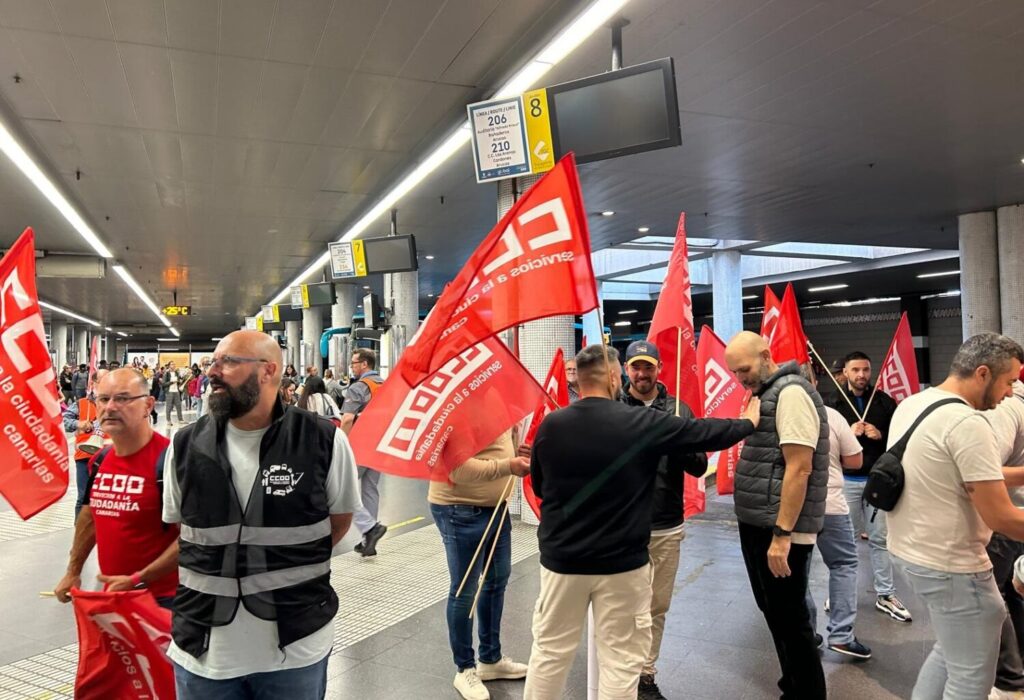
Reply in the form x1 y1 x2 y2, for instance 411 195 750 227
0 410 941 698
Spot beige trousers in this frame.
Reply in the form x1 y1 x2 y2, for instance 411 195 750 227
523 564 653 700
644 528 685 676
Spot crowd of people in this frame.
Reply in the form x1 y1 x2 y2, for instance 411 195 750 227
48 326 1024 700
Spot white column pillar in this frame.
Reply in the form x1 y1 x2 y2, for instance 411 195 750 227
50 319 68 370
285 320 301 369
385 270 419 363
998 204 1024 343
74 327 89 366
104 335 117 364
712 250 743 342
302 308 323 371
959 211 1001 338
330 284 359 374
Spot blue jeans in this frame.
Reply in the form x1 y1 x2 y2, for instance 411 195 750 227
893 556 1005 699
173 655 329 700
430 503 512 671
74 457 90 519
806 514 859 645
844 478 895 596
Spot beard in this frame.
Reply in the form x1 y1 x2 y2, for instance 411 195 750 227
207 372 261 419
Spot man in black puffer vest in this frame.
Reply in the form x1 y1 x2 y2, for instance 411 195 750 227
162 330 362 700
725 332 829 700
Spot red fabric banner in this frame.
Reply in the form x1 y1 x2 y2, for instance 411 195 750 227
696 326 749 495
349 335 548 480
400 154 598 386
769 283 810 364
875 312 920 403
647 213 704 517
72 588 175 700
521 348 569 519
760 286 782 343
86 336 99 395
0 228 70 519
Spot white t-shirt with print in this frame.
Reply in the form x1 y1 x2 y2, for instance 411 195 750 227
886 388 1002 574
163 422 361 679
825 406 862 516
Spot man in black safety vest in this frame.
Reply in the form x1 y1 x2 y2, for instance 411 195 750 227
162 330 361 700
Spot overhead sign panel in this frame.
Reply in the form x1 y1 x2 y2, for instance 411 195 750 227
244 316 259 330
523 88 554 175
468 97 531 183
290 286 304 309
329 241 367 279
328 235 417 280
261 305 279 323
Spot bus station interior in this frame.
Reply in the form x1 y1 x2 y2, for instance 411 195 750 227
1 0 1024 698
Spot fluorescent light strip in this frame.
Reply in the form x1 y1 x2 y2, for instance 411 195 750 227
742 295 758 300
266 0 629 307
807 284 849 292
112 264 176 331
38 300 100 326
169 327 181 338
0 121 113 258
116 331 127 337
613 320 631 326
917 270 960 279
618 309 638 315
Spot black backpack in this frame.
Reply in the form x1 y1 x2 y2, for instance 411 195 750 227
865 397 965 511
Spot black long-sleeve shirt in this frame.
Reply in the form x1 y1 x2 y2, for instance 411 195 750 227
532 397 754 575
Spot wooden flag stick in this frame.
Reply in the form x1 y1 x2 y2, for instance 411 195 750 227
861 376 881 419
806 340 863 421
454 475 516 599
675 327 682 418
469 498 512 619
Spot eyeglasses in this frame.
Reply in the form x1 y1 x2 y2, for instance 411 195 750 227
210 355 268 370
96 394 149 407
350 360 367 367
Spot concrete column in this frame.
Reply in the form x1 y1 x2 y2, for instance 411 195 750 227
959 211 1001 338
285 320 301 369
711 250 743 342
104 335 117 364
998 204 1024 343
385 270 419 363
50 319 68 370
329 284 359 373
74 327 89 366
301 308 323 371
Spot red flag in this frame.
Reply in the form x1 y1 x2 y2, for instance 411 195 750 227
86 336 100 395
521 349 569 518
400 154 598 386
769 283 809 364
646 214 704 517
349 335 548 480
696 326 749 495
760 286 782 343
71 589 175 700
875 312 920 403
0 228 70 519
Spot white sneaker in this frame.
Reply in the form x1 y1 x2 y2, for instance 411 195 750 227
477 655 528 681
990 688 1024 699
454 668 490 700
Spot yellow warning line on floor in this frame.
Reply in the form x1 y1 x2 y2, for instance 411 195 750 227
387 515 426 532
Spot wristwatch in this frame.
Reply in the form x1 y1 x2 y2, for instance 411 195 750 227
772 525 791 538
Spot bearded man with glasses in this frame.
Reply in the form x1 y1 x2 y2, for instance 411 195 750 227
54 368 180 609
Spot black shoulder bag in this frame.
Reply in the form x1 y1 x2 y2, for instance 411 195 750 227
865 397 965 511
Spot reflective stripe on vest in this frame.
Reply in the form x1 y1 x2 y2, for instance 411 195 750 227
180 517 331 547
178 560 331 598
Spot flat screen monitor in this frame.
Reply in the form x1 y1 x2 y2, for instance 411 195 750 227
363 293 381 329
547 58 680 164
304 282 336 307
362 234 418 275
276 304 302 322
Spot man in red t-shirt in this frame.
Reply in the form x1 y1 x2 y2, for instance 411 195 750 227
54 368 180 608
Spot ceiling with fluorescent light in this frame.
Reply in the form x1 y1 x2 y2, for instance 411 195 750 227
0 0 1021 340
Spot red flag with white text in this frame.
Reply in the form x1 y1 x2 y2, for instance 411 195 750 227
72 589 175 700
875 312 920 403
349 336 548 480
770 283 809 364
760 286 782 343
400 154 598 386
696 326 749 495
646 213 704 517
0 228 70 519
521 348 569 518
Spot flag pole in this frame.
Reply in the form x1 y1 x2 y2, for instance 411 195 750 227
806 340 863 421
454 475 516 599
860 314 902 420
468 497 512 619
675 327 682 418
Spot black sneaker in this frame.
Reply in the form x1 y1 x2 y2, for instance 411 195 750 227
814 633 823 648
637 674 667 700
828 638 872 660
354 541 365 554
360 522 388 557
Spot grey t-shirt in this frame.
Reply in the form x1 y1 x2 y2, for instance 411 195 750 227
341 373 380 415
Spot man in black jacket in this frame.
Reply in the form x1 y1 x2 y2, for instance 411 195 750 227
827 350 911 623
619 341 707 700
523 345 758 700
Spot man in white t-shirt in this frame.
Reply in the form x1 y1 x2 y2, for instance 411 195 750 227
805 367 871 660
888 333 1024 699
163 331 361 699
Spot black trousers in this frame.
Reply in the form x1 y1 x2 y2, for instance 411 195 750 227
988 532 1024 692
739 522 827 700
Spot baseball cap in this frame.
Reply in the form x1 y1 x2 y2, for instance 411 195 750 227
625 341 660 366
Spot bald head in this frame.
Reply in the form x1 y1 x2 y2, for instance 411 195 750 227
208 330 283 426
217 330 283 381
98 367 148 396
725 331 777 393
